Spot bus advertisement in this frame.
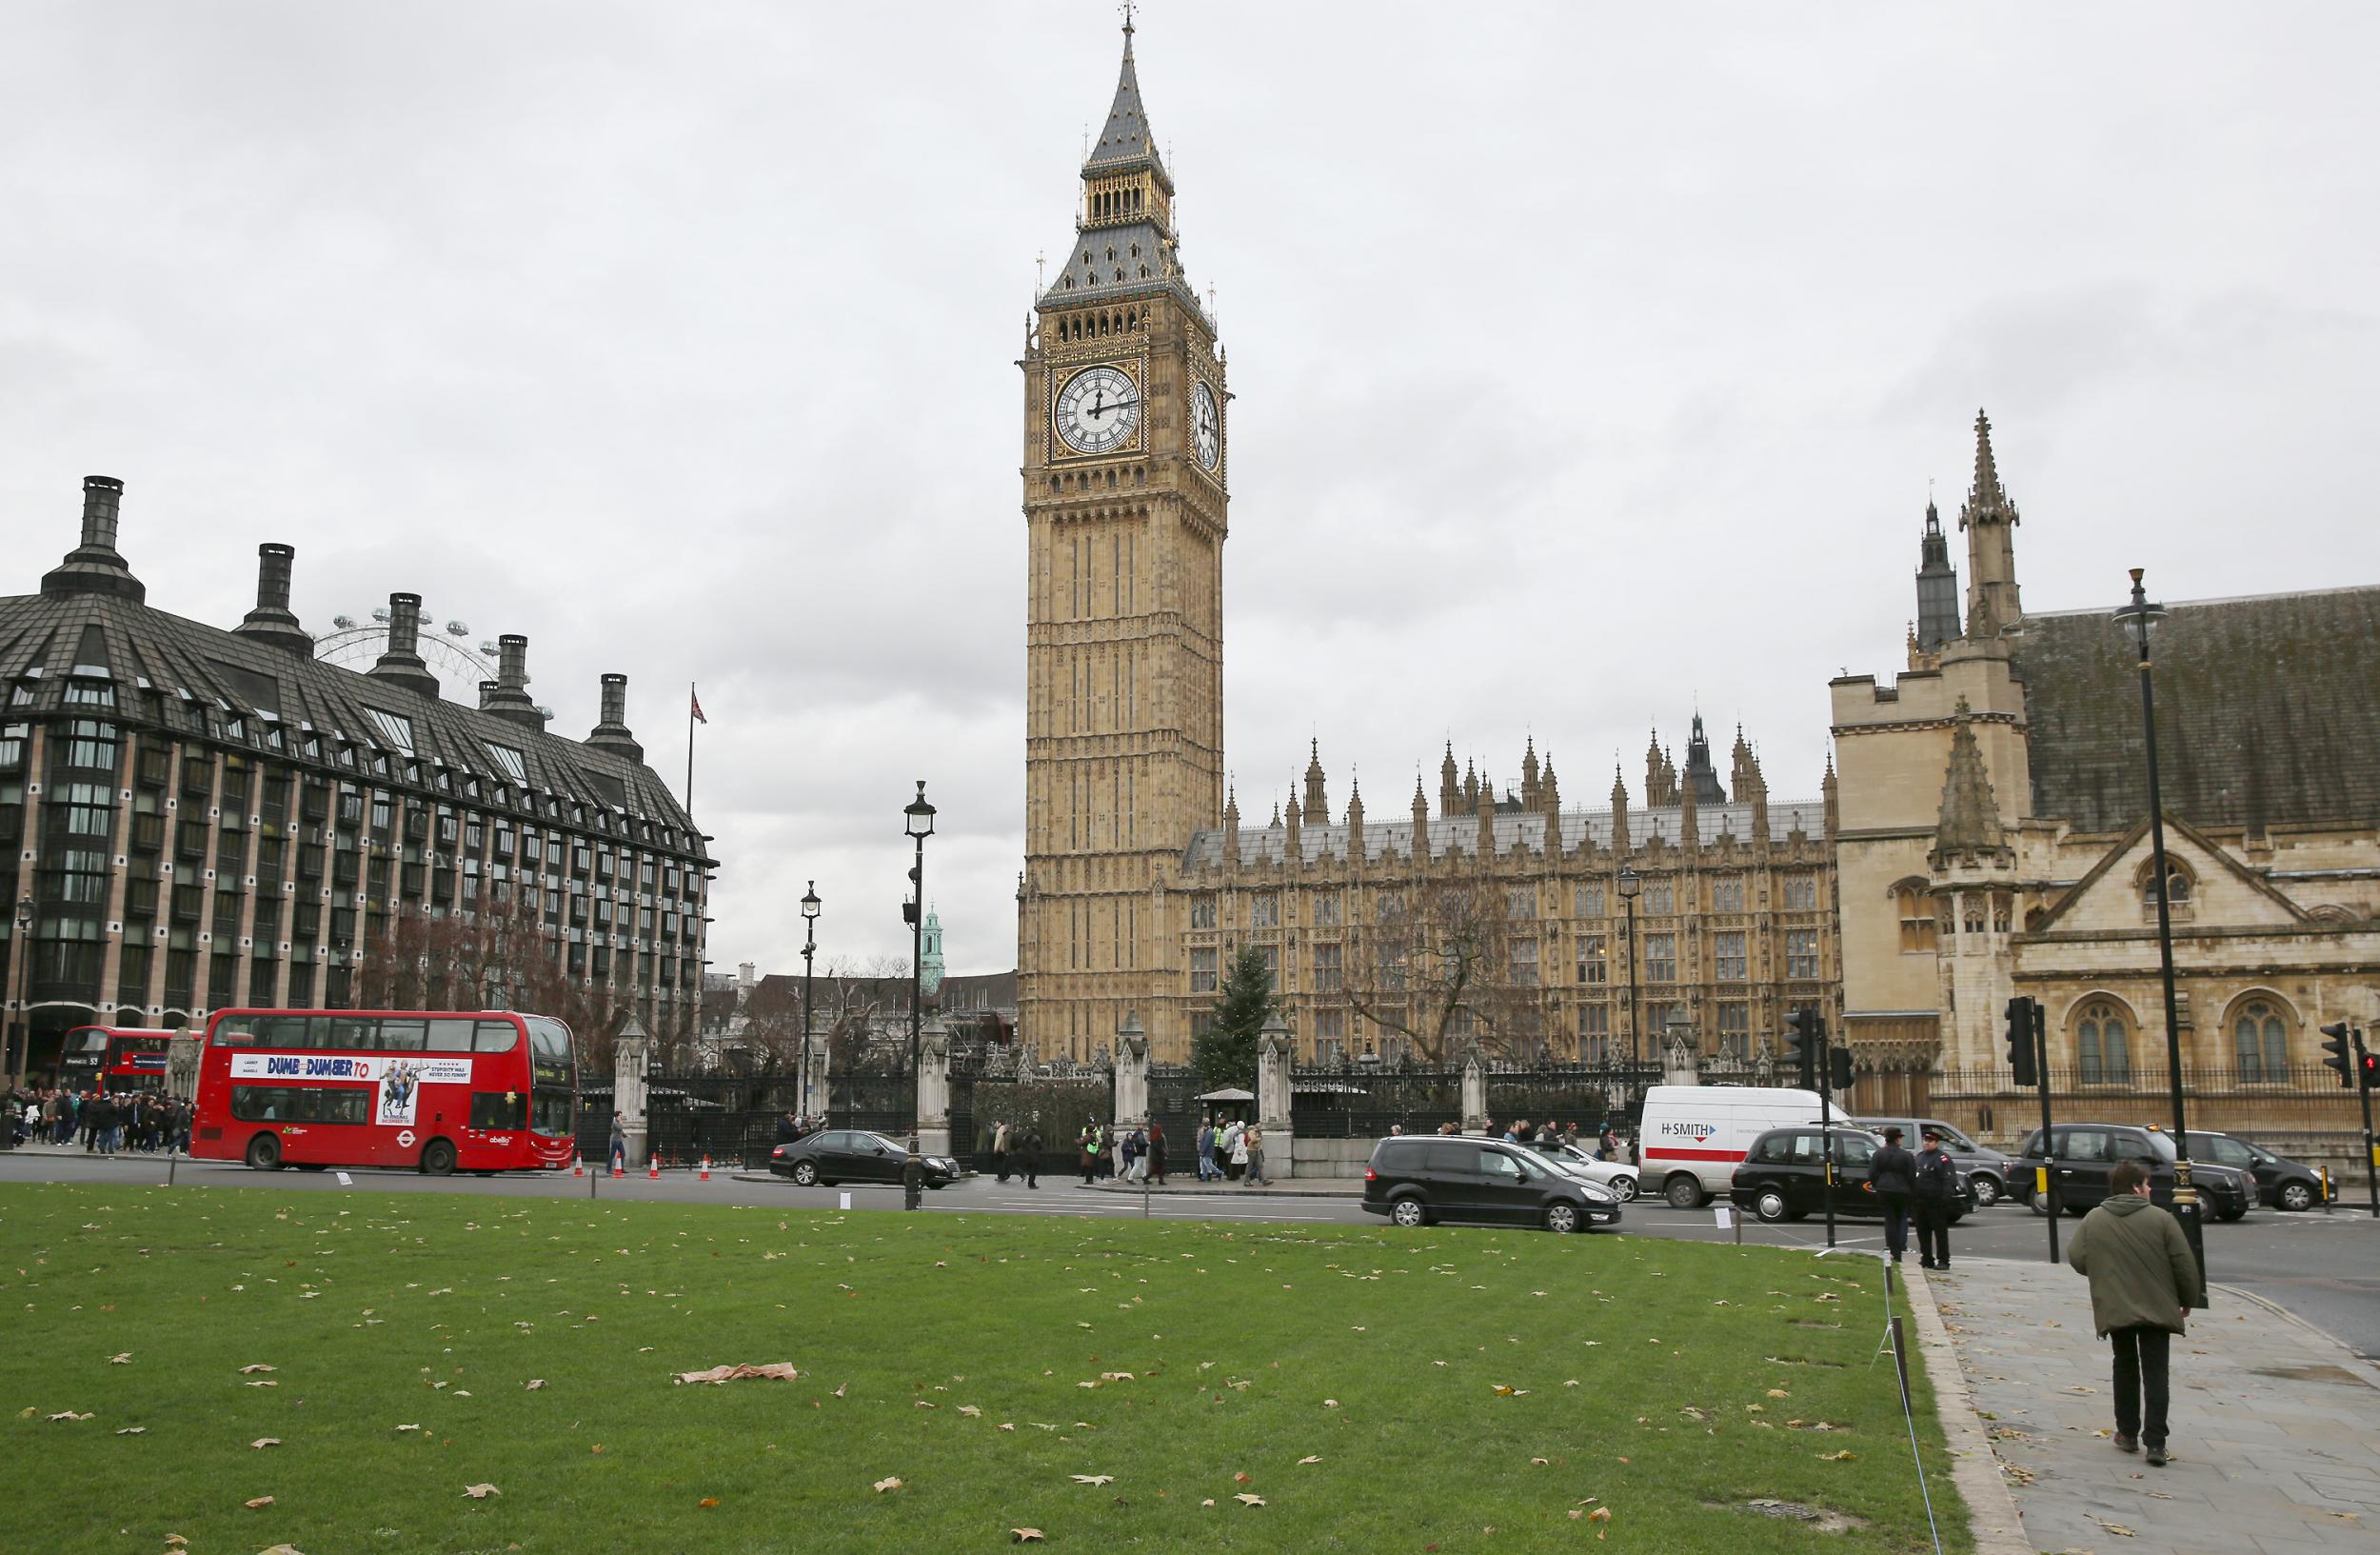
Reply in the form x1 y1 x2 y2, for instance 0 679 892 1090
190 1009 578 1175
56 1027 180 1093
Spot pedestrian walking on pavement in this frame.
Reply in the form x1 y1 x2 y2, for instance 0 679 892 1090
1121 1126 1143 1182
1242 1123 1267 1186
1020 1125 1041 1188
992 1120 1011 1183
608 1116 626 1174
2067 1158 2203 1466
1079 1120 1100 1186
1148 1120 1167 1186
1868 1125 1917 1265
1224 1119 1247 1181
1914 1126 1959 1269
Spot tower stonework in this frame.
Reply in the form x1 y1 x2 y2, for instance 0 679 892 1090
1018 21 1228 1061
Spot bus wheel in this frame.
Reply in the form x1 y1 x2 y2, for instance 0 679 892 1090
421 1139 458 1177
245 1132 283 1170
296 1163 327 1172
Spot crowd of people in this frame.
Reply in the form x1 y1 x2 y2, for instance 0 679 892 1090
1 1086 192 1154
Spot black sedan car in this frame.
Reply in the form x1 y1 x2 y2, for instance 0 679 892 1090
2012 1124 2253 1221
768 1128 958 1188
2182 1130 2333 1212
1729 1126 1975 1225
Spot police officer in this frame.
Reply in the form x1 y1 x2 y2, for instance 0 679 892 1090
1914 1126 1960 1270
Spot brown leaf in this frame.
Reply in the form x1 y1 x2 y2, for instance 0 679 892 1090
47 1411 92 1423
1011 1531 1045 1544
1818 1450 1857 1462
109 1352 132 1365
239 1365 277 1375
1200 1499 1216 1507
463 1483 501 1499
1234 1472 1252 1484
525 1379 546 1391
958 1405 982 1417
832 1384 847 1399
872 1476 902 1493
251 1438 282 1449
998 1423 1016 1431
1235 1493 1266 1506
244 1496 275 1510
673 1363 798 1386
698 1497 720 1507
163 1539 187 1548
1070 1474 1114 1485
1322 1398 1339 1407
1297 1455 1322 1465
1588 1507 1613 1524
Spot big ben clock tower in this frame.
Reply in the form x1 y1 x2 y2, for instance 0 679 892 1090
1020 15 1228 1062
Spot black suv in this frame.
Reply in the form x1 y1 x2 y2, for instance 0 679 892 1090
1730 1126 1974 1225
2013 1125 2252 1221
1362 1136 1622 1233
1850 1116 2017 1206
2181 1131 2332 1212
768 1129 958 1188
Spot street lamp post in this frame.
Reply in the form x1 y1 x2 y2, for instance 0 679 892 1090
2115 568 2209 1304
9 894 37 1087
902 782 937 1211
1617 867 1642 1068
800 881 821 1125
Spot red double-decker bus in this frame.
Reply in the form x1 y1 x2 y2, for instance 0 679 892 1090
57 1027 180 1093
190 1008 578 1175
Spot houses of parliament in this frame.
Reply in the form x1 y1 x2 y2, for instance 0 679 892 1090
1013 22 1840 1066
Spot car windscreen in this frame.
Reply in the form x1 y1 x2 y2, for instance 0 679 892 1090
2142 1131 2178 1163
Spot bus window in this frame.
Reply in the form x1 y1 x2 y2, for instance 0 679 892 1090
380 1019 427 1052
426 1018 476 1052
211 1020 257 1047
327 1017 378 1050
531 1089 574 1135
470 1091 527 1129
252 1015 321 1048
525 1017 575 1087
473 1020 520 1053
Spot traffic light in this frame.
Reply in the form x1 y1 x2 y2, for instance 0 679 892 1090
2005 996 2039 1088
2360 1051 2379 1091
1782 1007 1816 1090
2321 1022 2354 1087
1829 1044 1856 1094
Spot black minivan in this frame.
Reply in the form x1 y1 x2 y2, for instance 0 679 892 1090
1362 1136 1622 1233
2013 1125 2252 1221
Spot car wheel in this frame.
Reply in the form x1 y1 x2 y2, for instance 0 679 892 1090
1543 1202 1581 1235
245 1131 283 1170
1611 1173 1638 1203
2026 1189 2052 1217
421 1139 457 1177
2215 1206 2248 1224
2277 1181 2313 1212
1754 1188 1792 1224
791 1161 819 1187
925 1181 946 1190
1389 1197 1429 1228
1664 1174 1707 1209
1970 1174 2003 1207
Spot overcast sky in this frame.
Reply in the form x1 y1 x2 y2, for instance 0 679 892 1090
6 3 2376 979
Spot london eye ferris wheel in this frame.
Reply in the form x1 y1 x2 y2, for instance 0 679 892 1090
311 604 555 720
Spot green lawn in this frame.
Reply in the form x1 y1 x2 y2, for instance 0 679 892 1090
0 1184 1969 1553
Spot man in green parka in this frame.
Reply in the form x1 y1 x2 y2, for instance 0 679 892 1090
2066 1158 2205 1465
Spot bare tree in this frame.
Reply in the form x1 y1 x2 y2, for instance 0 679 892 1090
817 957 913 1072
354 893 637 1074
1339 871 1545 1065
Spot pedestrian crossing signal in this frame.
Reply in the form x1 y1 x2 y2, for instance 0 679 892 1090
2320 1022 2354 1087
2005 997 2039 1088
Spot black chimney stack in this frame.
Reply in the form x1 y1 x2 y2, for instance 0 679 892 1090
480 632 548 732
233 542 313 656
366 590 443 701
585 672 644 762
41 475 147 603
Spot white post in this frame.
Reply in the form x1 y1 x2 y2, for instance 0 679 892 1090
615 1015 652 1168
1460 1043 1489 1135
1258 1012 1295 1177
916 1017 952 1159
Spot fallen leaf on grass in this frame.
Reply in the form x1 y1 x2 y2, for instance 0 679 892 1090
914 1402 938 1409
1297 1455 1321 1465
958 1405 982 1417
247 1381 278 1388
998 1423 1016 1431
1765 1388 1788 1398
251 1438 282 1449
832 1384 847 1398
2092 1518 2136 1537
1235 1493 1266 1506
1530 1457 1549 1466
1012 1528 1045 1543
1099 1371 1135 1381
525 1380 546 1391
239 1365 277 1375
1234 1472 1252 1484
1588 1506 1613 1524
163 1538 186 1548
1322 1398 1339 1408
109 1352 131 1365
1071 1474 1115 1485
872 1477 902 1493
256 1545 306 1555
698 1498 720 1507
244 1497 275 1509
1490 1385 1529 1397
1200 1499 1216 1507
463 1484 501 1499
47 1411 92 1423
673 1363 798 1386
1817 1450 1857 1462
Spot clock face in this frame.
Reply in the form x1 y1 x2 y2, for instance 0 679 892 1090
1054 365 1140 455
1191 380 1221 470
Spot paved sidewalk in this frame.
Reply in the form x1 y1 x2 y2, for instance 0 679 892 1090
1077 1175 1360 1198
1932 1258 2380 1554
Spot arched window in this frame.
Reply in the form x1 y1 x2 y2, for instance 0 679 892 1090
2139 861 2194 916
1891 878 1934 952
2075 999 2132 1085
2231 999 2289 1082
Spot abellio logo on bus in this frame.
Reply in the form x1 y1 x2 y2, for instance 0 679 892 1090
1658 1121 1717 1144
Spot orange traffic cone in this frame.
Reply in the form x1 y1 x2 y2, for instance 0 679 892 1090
647 1153 661 1181
700 1155 711 1182
571 1150 584 1178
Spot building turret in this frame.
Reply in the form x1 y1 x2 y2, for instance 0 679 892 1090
1302 738 1327 819
1221 786 1240 865
1931 699 2012 869
1610 768 1632 855
1959 409 2021 634
1411 774 1430 854
1439 743 1460 817
1345 778 1365 858
1539 755 1561 821
1520 737 1540 808
1682 712 1728 805
1284 791 1302 862
1914 496 1960 655
1476 777 1497 857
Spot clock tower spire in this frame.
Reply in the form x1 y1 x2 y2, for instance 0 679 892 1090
1019 15 1229 1063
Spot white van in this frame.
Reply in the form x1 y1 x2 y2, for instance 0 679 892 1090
1636 1085 1833 1208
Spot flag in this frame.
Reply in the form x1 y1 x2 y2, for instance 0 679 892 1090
690 688 707 725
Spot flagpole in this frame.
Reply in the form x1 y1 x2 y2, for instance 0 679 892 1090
686 681 696 814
